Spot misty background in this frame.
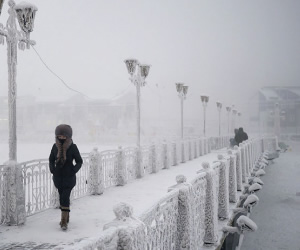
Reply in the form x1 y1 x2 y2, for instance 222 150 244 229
0 0 300 147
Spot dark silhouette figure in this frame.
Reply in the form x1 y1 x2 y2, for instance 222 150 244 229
234 127 248 145
49 124 83 230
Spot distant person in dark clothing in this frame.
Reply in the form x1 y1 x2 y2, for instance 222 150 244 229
235 127 248 145
230 129 239 147
49 124 83 230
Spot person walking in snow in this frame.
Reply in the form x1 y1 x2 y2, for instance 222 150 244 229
49 124 83 230
234 127 249 145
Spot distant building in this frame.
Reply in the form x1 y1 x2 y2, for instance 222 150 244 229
0 92 136 142
249 86 300 137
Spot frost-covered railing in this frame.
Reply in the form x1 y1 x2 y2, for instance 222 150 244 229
71 153 90 199
140 190 179 249
72 135 278 249
124 147 137 181
19 154 90 217
20 159 54 216
99 150 118 188
0 135 231 224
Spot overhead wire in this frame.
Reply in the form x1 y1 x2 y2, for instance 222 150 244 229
31 45 92 100
31 45 133 101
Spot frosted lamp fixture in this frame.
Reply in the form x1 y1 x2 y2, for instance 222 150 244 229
182 85 188 96
140 64 150 78
15 2 38 34
176 83 184 93
201 95 209 103
124 58 138 75
226 106 231 112
216 101 222 109
232 109 237 115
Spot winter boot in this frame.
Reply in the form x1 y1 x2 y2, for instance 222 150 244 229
60 207 70 230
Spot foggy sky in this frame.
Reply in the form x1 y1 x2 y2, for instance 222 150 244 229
0 0 300 130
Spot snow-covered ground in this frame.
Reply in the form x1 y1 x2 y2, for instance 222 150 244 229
242 141 300 250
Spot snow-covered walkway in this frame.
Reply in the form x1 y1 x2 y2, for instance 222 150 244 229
242 142 300 250
0 149 223 249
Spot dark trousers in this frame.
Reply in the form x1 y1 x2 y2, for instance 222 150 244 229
53 176 76 208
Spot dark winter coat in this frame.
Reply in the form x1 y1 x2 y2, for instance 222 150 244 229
49 142 83 178
234 128 249 145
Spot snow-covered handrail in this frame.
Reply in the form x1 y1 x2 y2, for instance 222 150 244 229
0 135 232 223
140 189 179 249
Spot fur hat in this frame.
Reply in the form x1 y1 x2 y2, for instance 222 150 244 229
55 124 73 138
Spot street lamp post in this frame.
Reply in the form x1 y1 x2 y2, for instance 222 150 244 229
175 83 188 140
176 83 188 163
0 0 37 162
226 106 231 134
124 58 150 178
0 0 37 226
216 101 222 136
200 95 209 136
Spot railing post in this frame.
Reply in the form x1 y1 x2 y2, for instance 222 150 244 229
240 143 248 183
136 147 144 179
88 147 104 194
116 146 127 186
168 175 193 249
151 144 159 173
3 161 26 225
103 202 146 249
199 138 203 156
245 143 251 177
227 150 237 203
216 155 229 220
172 141 178 166
181 140 186 163
194 139 198 159
162 141 170 169
201 162 218 245
234 145 243 191
203 138 207 155
189 139 193 161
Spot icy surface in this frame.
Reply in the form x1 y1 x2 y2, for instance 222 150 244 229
242 142 300 250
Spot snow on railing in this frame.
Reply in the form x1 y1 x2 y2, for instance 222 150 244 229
20 159 53 216
190 172 207 248
124 147 137 181
140 189 179 249
71 153 90 199
0 135 233 224
99 150 118 188
141 145 151 174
